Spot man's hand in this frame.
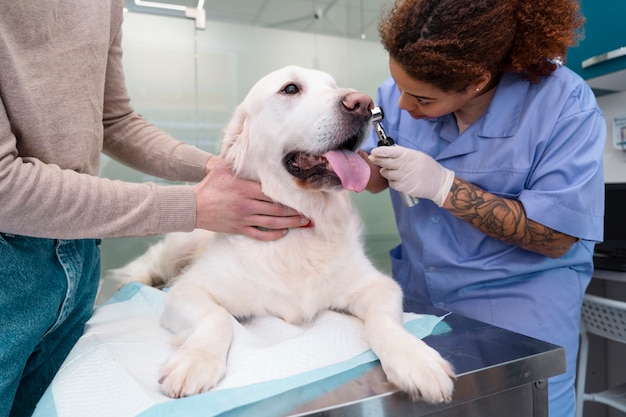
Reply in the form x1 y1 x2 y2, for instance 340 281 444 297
369 146 455 207
194 157 309 241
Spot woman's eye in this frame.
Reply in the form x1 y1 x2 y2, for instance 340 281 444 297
282 84 299 94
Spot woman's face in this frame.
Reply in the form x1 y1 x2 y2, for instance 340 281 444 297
389 57 481 120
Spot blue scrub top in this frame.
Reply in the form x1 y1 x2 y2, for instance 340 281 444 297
364 66 605 359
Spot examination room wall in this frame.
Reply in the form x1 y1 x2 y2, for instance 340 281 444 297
97 12 398 302
598 91 626 183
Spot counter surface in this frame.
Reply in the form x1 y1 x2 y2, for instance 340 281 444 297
234 303 565 417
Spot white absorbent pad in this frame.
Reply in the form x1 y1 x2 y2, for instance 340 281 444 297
33 282 449 417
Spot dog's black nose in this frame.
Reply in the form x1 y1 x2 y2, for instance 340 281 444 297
342 92 374 117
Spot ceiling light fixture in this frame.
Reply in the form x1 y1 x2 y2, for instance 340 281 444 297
130 0 206 29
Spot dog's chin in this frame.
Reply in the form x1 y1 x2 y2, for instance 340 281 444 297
283 151 343 190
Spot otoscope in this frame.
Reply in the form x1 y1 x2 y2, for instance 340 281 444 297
371 106 419 207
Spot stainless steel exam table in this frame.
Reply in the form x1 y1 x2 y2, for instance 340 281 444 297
227 302 565 417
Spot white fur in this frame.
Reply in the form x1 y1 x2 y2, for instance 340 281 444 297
110 66 455 403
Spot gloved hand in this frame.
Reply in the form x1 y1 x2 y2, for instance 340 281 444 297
369 146 455 207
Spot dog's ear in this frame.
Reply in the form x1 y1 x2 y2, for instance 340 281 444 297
220 104 251 175
221 103 246 156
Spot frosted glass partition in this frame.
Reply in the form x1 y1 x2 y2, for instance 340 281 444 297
98 11 400 301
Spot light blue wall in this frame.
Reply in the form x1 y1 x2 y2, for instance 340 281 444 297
99 12 400 301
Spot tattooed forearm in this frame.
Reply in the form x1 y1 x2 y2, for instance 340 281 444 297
443 179 576 258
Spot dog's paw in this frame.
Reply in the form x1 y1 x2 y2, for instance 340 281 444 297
380 339 455 403
159 348 226 398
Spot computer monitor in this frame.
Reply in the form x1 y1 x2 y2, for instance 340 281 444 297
597 182 626 252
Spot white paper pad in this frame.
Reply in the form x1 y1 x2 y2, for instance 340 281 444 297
33 283 448 417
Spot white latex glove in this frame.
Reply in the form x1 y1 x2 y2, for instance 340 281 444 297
369 146 455 207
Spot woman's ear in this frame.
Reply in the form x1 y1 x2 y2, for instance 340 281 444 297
472 72 492 93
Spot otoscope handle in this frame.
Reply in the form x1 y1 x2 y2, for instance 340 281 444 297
399 192 420 207
371 106 419 207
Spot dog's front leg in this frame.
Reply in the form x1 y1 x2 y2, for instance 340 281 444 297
346 275 455 404
158 281 233 398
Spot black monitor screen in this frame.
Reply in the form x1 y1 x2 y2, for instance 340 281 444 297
603 182 626 242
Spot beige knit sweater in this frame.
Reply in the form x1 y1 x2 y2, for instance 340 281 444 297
0 1 212 239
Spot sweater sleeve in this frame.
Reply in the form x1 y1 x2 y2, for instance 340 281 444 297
0 1 204 239
0 97 198 239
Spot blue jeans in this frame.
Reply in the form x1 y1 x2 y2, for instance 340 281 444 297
0 234 100 417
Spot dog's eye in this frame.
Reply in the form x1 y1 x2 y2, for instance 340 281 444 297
282 84 300 95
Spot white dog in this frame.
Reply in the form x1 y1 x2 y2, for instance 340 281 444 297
111 65 455 403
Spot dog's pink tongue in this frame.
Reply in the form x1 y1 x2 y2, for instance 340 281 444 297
323 150 370 192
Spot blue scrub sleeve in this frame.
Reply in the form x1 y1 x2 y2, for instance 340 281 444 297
520 104 605 241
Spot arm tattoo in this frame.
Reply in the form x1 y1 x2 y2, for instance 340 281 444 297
445 180 573 257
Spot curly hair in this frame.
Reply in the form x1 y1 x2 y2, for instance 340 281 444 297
378 0 585 91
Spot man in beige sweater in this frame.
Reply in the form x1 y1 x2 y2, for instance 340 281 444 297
0 2 306 416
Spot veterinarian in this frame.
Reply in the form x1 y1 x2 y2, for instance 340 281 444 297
362 1 604 416
0 2 307 416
